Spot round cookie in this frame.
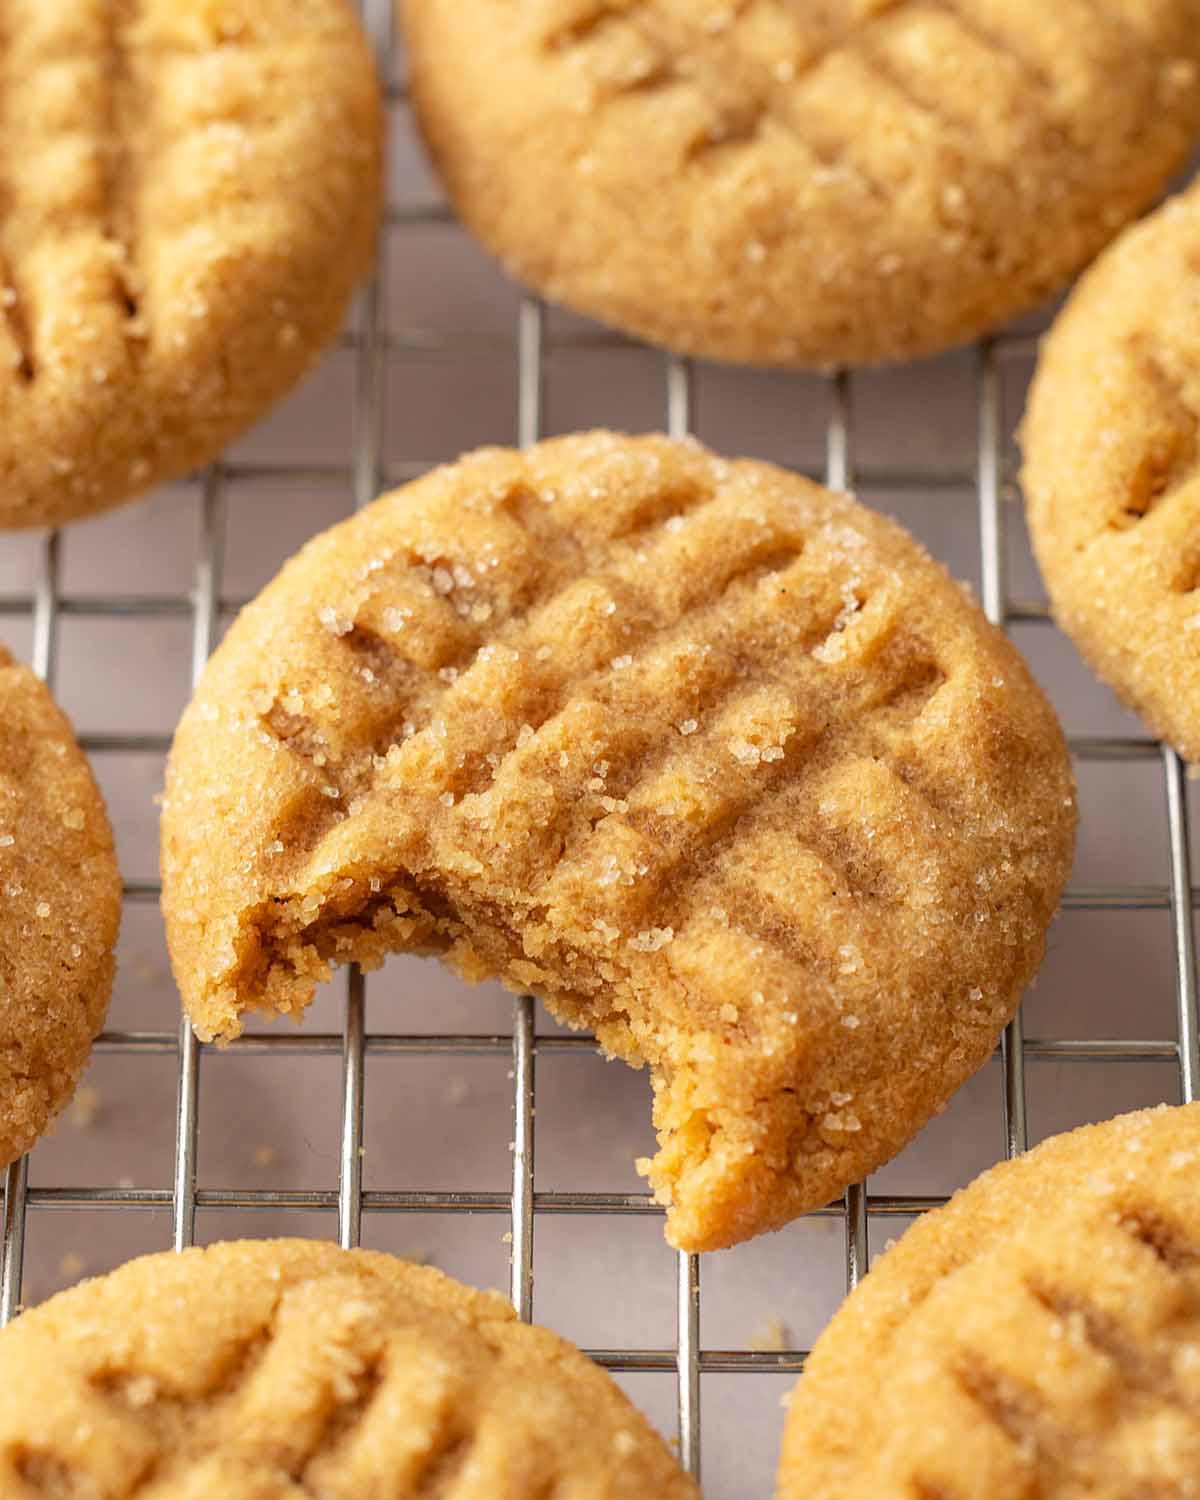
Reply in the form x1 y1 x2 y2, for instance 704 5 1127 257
0 0 383 530
1023 180 1200 761
161 432 1076 1252
0 1238 695 1497
400 0 1200 369
779 1103 1200 1499
0 646 120 1166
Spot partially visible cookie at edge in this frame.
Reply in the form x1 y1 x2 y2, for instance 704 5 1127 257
401 0 1200 368
779 1103 1200 1499
0 646 120 1166
0 0 383 529
161 431 1076 1252
0 1238 696 1498
1023 178 1200 760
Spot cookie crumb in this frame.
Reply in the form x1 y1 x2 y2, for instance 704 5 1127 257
748 1314 791 1352
69 1086 103 1129
57 1252 87 1282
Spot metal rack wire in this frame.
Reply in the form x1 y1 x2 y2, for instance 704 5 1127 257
1 6 1197 1493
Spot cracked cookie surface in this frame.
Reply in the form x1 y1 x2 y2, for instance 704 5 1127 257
0 1238 695 1498
161 432 1075 1251
400 0 1200 368
1023 179 1200 762
780 1103 1200 1500
0 645 119 1167
0 0 382 529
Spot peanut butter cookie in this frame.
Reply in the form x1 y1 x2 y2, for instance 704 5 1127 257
0 646 119 1167
0 1238 695 1497
161 432 1076 1251
780 1103 1200 1500
401 0 1200 368
1023 179 1200 761
0 0 382 530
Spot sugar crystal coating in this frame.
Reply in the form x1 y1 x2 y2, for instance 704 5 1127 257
781 1103 1200 1499
162 432 1076 1251
0 645 120 1165
0 0 382 528
0 1239 694 1498
402 0 1200 367
1023 178 1200 762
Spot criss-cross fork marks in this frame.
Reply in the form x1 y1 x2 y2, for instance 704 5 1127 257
1123 1206 1200 1274
101 0 146 333
538 0 1091 188
943 1209 1200 1494
2 1253 675 1500
255 470 797 790
1078 332 1200 598
1106 340 1200 534
7 1291 478 1498
0 245 31 381
0 0 351 405
162 434 1074 1242
251 463 959 1014
0 6 32 381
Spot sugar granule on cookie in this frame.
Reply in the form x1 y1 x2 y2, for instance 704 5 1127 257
401 0 1200 367
162 432 1076 1252
0 1239 695 1497
1023 177 1200 761
0 0 383 529
0 646 120 1166
779 1103 1200 1499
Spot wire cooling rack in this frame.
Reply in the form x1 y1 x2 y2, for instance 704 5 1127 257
1 5 1197 1495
